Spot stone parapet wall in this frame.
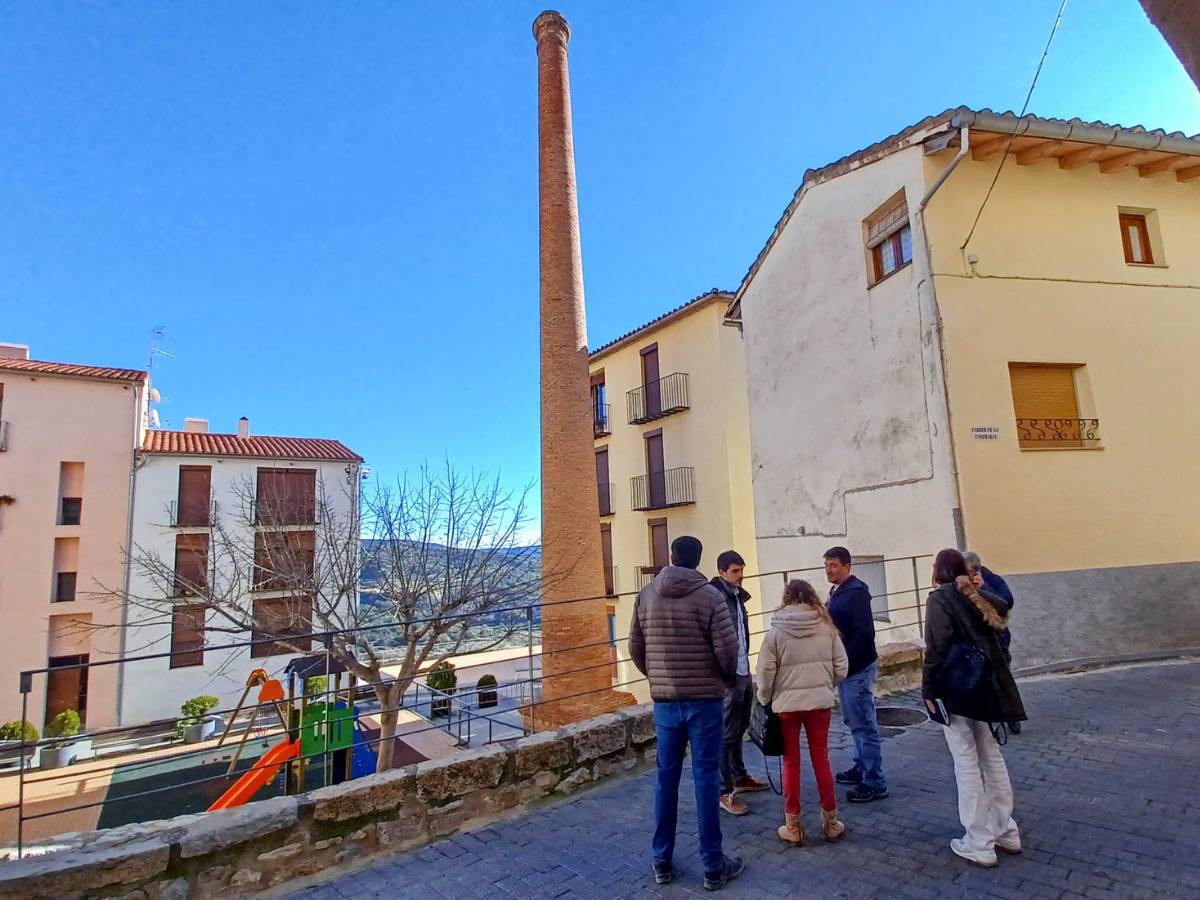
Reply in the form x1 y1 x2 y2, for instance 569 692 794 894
0 705 658 900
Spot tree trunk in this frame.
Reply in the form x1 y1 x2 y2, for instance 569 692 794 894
372 680 405 772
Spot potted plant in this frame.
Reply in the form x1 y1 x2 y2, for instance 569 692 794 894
40 710 92 769
178 695 221 744
426 661 457 718
476 674 499 709
0 720 39 770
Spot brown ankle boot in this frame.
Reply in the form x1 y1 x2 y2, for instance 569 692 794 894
821 807 845 842
777 812 805 846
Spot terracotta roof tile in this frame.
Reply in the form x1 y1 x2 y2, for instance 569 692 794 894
0 356 148 383
589 289 732 359
142 430 363 462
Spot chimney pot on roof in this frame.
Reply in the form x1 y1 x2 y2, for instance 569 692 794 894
183 418 209 434
237 417 250 438
0 343 30 360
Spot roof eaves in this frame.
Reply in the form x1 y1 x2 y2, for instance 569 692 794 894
589 289 733 360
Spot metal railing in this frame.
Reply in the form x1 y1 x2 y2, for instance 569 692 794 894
167 499 215 528
593 403 611 438
626 372 690 424
1016 418 1100 445
598 482 615 517
636 565 662 592
250 500 320 527
631 466 695 511
5 553 935 858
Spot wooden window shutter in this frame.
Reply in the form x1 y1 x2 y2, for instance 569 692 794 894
177 466 211 526
174 533 209 595
1009 366 1079 420
170 605 205 668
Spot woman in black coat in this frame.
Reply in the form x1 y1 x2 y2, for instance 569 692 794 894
922 549 1027 869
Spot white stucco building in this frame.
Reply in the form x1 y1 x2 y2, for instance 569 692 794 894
119 418 363 725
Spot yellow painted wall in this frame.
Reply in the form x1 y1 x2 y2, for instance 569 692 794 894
922 149 1200 574
589 298 759 700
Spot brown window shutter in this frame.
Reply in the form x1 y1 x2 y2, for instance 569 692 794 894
1009 366 1079 420
170 605 205 668
174 533 209 595
251 596 313 658
177 466 211 526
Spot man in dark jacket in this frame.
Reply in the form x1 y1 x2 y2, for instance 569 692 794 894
824 546 888 803
710 550 768 816
629 535 744 892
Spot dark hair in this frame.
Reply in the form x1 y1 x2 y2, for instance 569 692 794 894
823 546 851 566
716 550 745 572
670 535 703 569
933 548 969 585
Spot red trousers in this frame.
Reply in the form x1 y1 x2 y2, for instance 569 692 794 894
778 708 836 814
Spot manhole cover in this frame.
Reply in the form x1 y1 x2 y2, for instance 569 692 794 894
876 706 928 728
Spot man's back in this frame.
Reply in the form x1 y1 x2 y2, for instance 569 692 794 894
630 565 738 701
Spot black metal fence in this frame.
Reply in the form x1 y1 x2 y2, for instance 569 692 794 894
626 372 690 424
631 466 695 511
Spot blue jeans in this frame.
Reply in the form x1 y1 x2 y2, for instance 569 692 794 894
838 661 886 790
652 698 724 873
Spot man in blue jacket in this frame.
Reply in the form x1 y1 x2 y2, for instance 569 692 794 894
824 547 888 803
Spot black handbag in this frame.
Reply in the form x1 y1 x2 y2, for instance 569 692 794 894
940 641 989 705
748 699 784 757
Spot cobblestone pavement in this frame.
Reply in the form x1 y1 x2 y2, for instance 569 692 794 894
284 659 1200 899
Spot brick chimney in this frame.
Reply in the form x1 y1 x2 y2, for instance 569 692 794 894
531 10 633 729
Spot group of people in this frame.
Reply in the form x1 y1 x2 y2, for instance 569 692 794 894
629 538 1026 891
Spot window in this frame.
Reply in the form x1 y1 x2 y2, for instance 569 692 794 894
173 533 209 596
853 556 889 622
1118 212 1153 265
595 447 613 516
606 604 618 680
60 497 82 526
591 371 610 437
55 571 77 603
600 523 615 596
866 195 912 284
170 605 205 668
1009 363 1098 449
177 465 212 526
46 655 89 727
256 468 317 525
254 530 316 590
251 596 313 658
640 344 661 418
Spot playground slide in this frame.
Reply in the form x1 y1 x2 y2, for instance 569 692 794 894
207 739 300 812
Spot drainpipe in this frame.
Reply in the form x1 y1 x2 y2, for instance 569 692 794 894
915 126 970 549
115 383 145 727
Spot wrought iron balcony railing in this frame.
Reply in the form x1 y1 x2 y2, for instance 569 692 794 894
626 372 690 425
631 466 695 511
598 482 615 517
1016 418 1100 447
168 499 215 528
251 500 320 527
636 565 662 592
593 403 611 438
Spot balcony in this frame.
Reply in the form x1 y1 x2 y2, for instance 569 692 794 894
593 403 611 438
626 373 690 425
168 499 215 528
636 566 662 592
598 482 615 517
1016 418 1101 450
631 467 695 511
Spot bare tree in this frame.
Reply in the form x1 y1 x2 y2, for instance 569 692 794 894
109 461 561 772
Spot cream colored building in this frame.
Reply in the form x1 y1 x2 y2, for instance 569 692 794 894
0 345 149 730
729 107 1200 668
589 290 759 699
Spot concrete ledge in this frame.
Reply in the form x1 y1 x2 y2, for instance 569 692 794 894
0 704 658 899
1013 647 1200 678
875 641 924 696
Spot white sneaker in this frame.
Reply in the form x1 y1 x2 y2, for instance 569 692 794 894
951 838 998 868
995 835 1022 855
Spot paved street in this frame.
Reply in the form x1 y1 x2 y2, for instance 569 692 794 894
284 659 1200 899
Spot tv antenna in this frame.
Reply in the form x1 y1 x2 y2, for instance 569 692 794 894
148 326 175 374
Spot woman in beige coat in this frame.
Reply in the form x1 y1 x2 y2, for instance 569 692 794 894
756 579 849 845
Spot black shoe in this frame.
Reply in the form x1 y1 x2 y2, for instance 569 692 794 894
703 855 745 892
847 784 889 803
1008 721 1022 735
835 767 863 785
652 859 672 885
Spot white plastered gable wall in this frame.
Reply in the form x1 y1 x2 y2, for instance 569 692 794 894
738 137 961 621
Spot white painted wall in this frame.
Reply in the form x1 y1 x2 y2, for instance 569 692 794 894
120 453 360 725
738 144 961 639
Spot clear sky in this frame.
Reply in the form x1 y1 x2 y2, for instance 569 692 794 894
3 1 1197 527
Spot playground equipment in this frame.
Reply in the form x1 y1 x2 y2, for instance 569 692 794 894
207 656 376 812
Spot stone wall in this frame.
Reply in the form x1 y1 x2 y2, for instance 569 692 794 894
0 705 657 900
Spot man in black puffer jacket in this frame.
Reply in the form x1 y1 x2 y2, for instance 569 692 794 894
630 536 744 892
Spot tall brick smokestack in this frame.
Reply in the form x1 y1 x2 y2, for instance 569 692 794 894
531 10 632 728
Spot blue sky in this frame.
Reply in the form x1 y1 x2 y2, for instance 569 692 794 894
3 1 1197 525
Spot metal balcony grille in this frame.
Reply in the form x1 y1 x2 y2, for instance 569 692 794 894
1016 418 1100 447
636 566 662 592
593 403 611 438
630 467 695 511
626 373 690 425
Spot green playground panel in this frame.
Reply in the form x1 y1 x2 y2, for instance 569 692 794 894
300 702 355 756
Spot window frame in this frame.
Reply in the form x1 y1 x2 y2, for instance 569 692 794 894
60 497 82 526
1118 212 1154 265
54 571 77 603
865 194 913 286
